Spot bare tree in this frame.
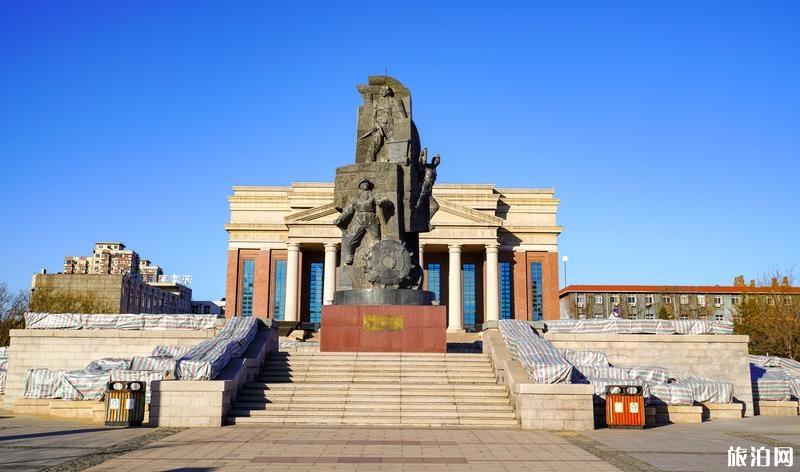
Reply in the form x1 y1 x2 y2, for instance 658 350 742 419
734 272 800 361
29 286 112 314
1 282 29 346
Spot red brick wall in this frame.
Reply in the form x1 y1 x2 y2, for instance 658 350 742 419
224 250 239 318
512 250 560 321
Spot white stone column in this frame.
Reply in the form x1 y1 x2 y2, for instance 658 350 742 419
323 242 338 305
485 243 500 323
418 243 425 268
284 242 300 322
447 244 464 333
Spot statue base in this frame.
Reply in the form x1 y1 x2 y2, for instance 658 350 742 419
333 288 434 306
320 304 447 353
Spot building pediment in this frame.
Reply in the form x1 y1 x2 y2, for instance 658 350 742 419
283 198 502 228
434 198 503 227
284 203 339 224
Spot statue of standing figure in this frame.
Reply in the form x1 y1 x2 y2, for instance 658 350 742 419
358 86 407 162
416 148 441 221
333 179 393 265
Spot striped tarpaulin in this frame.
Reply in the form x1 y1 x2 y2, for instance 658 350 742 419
675 376 734 403
61 371 109 400
151 345 193 358
646 382 694 406
85 358 131 372
0 353 7 394
498 320 573 384
24 313 83 329
559 348 610 367
587 377 647 401
177 317 258 380
576 366 630 381
142 314 217 330
23 368 66 398
129 356 177 377
109 369 165 402
627 366 671 384
83 314 144 330
750 365 793 401
24 313 218 331
544 319 734 335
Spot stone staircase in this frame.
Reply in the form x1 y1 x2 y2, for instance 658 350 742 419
227 351 518 427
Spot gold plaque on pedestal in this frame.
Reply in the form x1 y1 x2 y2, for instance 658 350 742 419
363 314 404 332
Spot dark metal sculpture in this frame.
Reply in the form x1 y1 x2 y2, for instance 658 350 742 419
332 76 440 305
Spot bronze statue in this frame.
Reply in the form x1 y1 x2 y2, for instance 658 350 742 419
416 151 440 220
333 179 393 265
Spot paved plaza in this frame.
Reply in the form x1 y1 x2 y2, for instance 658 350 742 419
1 409 798 472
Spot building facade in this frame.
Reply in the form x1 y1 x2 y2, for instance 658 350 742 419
559 282 800 321
225 182 562 328
31 273 192 314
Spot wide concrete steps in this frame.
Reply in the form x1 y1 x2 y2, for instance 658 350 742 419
228 352 518 428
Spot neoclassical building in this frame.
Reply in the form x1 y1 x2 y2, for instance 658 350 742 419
224 182 562 329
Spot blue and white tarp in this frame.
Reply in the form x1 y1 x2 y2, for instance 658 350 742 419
647 382 694 406
177 317 258 380
23 368 66 399
109 369 165 402
24 312 217 331
498 320 573 384
675 376 734 403
749 355 800 401
151 345 193 358
559 348 610 367
544 319 734 335
86 358 131 372
61 371 108 400
497 320 735 405
130 356 177 378
627 366 672 384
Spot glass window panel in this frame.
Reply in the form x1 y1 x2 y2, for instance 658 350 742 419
241 259 255 317
427 263 441 304
273 260 287 321
499 262 512 320
308 262 324 323
462 263 477 325
530 262 543 321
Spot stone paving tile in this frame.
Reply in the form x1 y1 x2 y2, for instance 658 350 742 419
86 426 619 471
0 411 157 471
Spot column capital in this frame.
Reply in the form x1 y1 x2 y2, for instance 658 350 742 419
286 242 301 251
485 242 500 253
448 243 462 253
323 242 339 251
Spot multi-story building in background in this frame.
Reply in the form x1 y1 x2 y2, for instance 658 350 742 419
559 277 800 321
192 299 225 317
138 259 163 283
31 273 192 314
65 242 140 277
39 241 192 313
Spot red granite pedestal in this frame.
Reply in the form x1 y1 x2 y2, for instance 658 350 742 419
320 304 447 353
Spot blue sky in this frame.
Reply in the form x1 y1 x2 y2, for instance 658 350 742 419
0 1 797 300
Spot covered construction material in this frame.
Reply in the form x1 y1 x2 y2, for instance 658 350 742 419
24 312 218 330
498 319 573 384
749 355 800 401
543 319 734 335
177 317 258 380
0 347 9 394
499 319 735 407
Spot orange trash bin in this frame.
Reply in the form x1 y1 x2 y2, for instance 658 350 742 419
605 384 645 429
